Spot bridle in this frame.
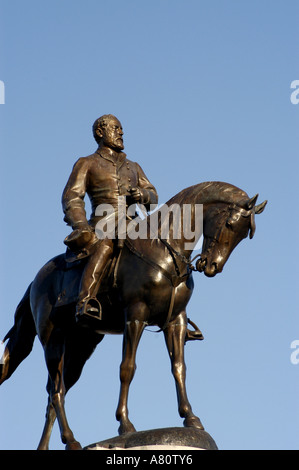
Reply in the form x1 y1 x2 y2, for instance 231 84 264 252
193 204 255 271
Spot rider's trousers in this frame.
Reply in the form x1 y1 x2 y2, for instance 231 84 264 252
77 238 114 311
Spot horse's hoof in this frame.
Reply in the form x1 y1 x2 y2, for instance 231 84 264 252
118 421 136 436
65 440 82 450
183 415 204 430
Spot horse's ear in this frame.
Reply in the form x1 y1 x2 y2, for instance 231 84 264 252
255 200 268 214
246 194 259 209
249 212 256 239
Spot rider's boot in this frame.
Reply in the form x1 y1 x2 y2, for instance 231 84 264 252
75 239 113 324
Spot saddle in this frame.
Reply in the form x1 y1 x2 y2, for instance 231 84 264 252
54 246 121 309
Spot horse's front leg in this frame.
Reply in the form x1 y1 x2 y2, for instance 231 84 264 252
164 311 204 430
116 314 146 435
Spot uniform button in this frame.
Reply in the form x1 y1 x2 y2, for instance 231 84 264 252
128 177 131 181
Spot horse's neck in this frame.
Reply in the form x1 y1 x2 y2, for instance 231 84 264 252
162 189 226 258
160 181 248 257
154 200 205 259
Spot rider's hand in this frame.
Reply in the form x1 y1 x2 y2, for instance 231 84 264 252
129 187 142 203
73 222 93 233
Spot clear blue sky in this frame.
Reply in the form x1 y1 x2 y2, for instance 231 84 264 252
0 0 298 450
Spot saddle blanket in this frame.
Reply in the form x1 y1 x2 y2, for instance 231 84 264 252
55 257 85 308
54 251 119 308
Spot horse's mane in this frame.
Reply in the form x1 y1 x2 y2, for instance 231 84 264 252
166 181 249 207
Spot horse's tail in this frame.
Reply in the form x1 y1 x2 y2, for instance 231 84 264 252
0 283 36 385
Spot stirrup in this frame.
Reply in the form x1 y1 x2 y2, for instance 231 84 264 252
76 298 102 323
185 318 204 342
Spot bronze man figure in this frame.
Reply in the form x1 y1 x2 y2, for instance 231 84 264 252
62 114 158 321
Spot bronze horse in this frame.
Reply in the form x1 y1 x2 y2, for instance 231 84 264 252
0 181 266 450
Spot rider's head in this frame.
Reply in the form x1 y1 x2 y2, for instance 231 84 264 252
92 114 124 151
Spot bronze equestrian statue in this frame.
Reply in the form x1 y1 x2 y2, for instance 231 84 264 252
0 116 267 450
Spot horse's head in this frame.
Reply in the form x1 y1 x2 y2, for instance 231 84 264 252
196 194 267 277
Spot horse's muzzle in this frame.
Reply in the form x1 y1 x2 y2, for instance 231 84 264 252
203 262 218 277
196 257 220 277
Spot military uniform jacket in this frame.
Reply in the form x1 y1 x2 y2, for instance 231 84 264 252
62 147 158 229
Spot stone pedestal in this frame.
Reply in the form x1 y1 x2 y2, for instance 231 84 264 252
84 427 218 450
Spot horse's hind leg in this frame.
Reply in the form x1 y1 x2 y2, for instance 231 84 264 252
44 340 81 450
37 396 56 450
164 312 204 430
38 327 104 450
